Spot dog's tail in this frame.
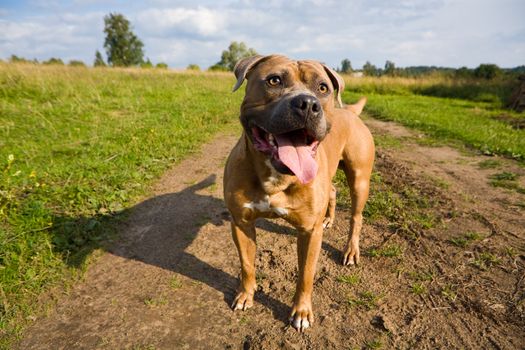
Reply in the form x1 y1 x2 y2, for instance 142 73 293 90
343 97 367 116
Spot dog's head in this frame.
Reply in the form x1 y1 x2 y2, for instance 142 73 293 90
232 55 344 184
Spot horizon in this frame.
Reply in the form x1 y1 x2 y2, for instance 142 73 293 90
1 0 524 69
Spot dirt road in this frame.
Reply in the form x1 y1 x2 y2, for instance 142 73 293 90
17 119 525 349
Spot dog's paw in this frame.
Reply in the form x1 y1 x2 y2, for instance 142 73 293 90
342 239 360 266
289 301 314 332
322 217 333 229
231 291 254 311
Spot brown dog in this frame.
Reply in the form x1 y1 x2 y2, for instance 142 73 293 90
223 55 374 331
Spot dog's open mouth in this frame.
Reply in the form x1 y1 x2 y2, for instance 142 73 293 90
252 126 319 184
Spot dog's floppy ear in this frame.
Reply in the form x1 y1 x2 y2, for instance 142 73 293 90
232 55 266 92
322 65 345 108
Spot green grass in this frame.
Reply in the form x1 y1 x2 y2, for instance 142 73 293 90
335 170 438 240
488 172 525 193
337 274 360 285
449 232 483 248
410 282 427 295
477 159 502 169
367 244 404 258
347 291 381 310
0 63 240 343
344 91 525 161
472 252 500 270
342 75 517 107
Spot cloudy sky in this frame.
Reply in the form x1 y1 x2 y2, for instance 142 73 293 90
0 0 523 69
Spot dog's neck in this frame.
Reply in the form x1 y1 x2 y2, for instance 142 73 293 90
242 132 298 195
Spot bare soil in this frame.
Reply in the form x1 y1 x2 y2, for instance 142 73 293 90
17 120 525 350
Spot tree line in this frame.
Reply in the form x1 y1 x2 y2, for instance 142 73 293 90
337 58 525 80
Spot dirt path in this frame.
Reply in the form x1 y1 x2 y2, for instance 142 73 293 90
17 120 525 349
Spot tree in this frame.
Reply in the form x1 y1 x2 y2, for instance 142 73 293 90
94 50 106 67
140 58 153 68
362 61 378 76
155 62 168 69
43 58 64 65
340 59 353 74
103 13 144 67
455 66 472 79
69 60 85 67
214 41 258 71
474 64 502 80
187 64 200 71
384 60 396 76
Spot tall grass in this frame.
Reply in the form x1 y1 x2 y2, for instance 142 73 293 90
0 63 240 343
342 75 518 107
344 90 525 160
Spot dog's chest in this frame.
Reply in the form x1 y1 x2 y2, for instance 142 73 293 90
243 192 289 218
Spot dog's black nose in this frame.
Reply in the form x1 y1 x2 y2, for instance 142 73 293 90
291 94 321 120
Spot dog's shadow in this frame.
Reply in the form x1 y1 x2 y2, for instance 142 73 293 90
109 174 343 323
109 175 292 320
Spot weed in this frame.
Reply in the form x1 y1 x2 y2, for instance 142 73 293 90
472 252 500 270
364 338 383 349
407 270 434 282
441 284 457 302
169 276 182 290
449 232 483 247
490 172 519 181
505 247 518 258
478 159 501 169
255 272 268 284
489 172 525 194
367 244 404 258
410 282 427 295
337 274 360 285
143 296 168 307
347 291 381 310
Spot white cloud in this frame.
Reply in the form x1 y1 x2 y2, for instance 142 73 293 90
137 6 226 37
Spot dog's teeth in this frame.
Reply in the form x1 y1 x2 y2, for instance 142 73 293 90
268 134 275 147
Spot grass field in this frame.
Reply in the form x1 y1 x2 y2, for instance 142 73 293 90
0 63 240 341
1 63 523 344
342 76 525 161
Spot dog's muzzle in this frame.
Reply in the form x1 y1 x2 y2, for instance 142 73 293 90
245 93 328 184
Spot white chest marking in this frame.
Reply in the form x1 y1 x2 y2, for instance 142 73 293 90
243 195 288 216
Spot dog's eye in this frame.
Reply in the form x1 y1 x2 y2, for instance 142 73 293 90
318 83 329 94
267 76 281 87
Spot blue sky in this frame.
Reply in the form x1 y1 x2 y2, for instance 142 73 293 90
0 0 523 69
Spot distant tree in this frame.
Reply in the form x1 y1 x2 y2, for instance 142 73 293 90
140 58 153 68
384 60 396 76
43 58 64 65
9 55 31 63
474 64 502 80
362 61 378 77
214 41 258 71
69 60 86 67
187 64 201 71
208 64 229 72
94 50 106 67
103 13 144 67
340 59 353 74
455 66 472 79
155 62 168 69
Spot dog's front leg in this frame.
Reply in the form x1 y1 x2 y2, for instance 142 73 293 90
230 220 257 311
290 224 323 331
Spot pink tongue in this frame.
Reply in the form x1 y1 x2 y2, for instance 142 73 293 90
275 133 318 184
